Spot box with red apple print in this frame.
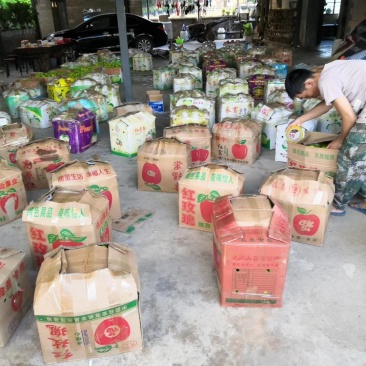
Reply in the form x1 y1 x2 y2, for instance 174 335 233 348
178 164 245 232
0 160 28 227
22 187 111 270
0 123 34 165
163 124 212 167
137 137 191 193
34 243 142 364
212 195 291 307
47 160 121 220
260 168 335 246
212 118 262 165
16 138 71 190
0 248 33 346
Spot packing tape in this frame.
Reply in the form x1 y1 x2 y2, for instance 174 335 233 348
286 126 305 142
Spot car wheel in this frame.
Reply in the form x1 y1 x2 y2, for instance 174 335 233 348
136 36 153 53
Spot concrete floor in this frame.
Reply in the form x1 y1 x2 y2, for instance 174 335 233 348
0 40 366 366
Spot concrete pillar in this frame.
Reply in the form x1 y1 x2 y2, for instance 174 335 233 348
298 0 324 47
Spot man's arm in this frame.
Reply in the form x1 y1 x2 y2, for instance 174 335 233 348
287 100 333 127
327 96 358 150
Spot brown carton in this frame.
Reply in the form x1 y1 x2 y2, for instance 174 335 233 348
0 248 33 347
0 123 34 164
211 118 262 164
163 124 212 167
212 195 291 307
113 102 153 117
137 137 191 193
260 168 335 246
0 160 28 226
16 138 71 190
178 164 245 232
34 243 142 364
47 160 121 220
22 187 111 270
287 132 339 177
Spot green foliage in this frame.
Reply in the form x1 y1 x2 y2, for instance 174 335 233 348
0 0 36 31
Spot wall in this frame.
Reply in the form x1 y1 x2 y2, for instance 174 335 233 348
35 0 55 37
344 0 366 34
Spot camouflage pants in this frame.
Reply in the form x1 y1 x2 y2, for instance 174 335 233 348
333 110 366 210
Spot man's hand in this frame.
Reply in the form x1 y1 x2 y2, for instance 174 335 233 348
327 138 343 150
287 118 304 129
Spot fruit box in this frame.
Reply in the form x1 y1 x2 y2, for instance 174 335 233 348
137 137 191 193
16 138 71 190
287 132 339 177
0 123 34 165
34 243 142 364
47 160 121 220
108 112 156 158
212 195 291 307
251 102 293 150
146 90 164 113
51 108 97 154
178 164 245 232
170 105 210 127
211 119 261 165
260 168 335 246
163 124 212 167
217 93 255 123
22 187 111 270
19 99 59 129
0 248 33 347
0 160 28 227
263 79 285 104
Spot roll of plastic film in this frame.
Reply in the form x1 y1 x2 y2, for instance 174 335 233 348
286 125 305 142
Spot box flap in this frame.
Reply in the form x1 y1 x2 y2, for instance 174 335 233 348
300 132 339 145
260 168 335 206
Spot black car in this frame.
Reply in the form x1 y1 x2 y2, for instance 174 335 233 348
47 13 168 55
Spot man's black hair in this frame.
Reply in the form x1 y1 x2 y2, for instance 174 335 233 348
285 69 314 99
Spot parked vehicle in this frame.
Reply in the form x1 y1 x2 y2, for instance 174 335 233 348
45 13 168 56
187 18 227 43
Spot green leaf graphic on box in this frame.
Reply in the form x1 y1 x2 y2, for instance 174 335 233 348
95 346 113 353
239 140 246 145
48 234 59 244
26 106 42 119
297 207 308 215
89 184 107 194
209 190 220 200
198 194 208 203
60 229 86 241
145 183 161 191
7 188 16 193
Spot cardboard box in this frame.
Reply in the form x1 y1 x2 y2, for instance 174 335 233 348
0 248 33 347
52 108 97 154
205 68 237 99
137 137 191 193
217 94 254 122
212 119 261 164
34 243 142 364
153 67 175 90
16 138 71 190
113 102 153 117
178 164 245 232
146 90 164 113
0 160 28 226
170 105 210 127
212 195 291 307
173 73 195 93
22 187 111 270
260 168 335 246
0 111 11 127
19 99 59 129
217 78 249 97
0 123 34 164
48 160 121 220
251 103 293 150
287 132 339 177
164 124 212 167
108 112 156 158
248 75 276 100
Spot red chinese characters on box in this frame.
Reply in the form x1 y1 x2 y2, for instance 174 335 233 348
137 137 191 193
0 248 33 347
212 195 291 307
179 164 245 232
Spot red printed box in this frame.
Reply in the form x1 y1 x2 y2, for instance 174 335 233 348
212 195 291 307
